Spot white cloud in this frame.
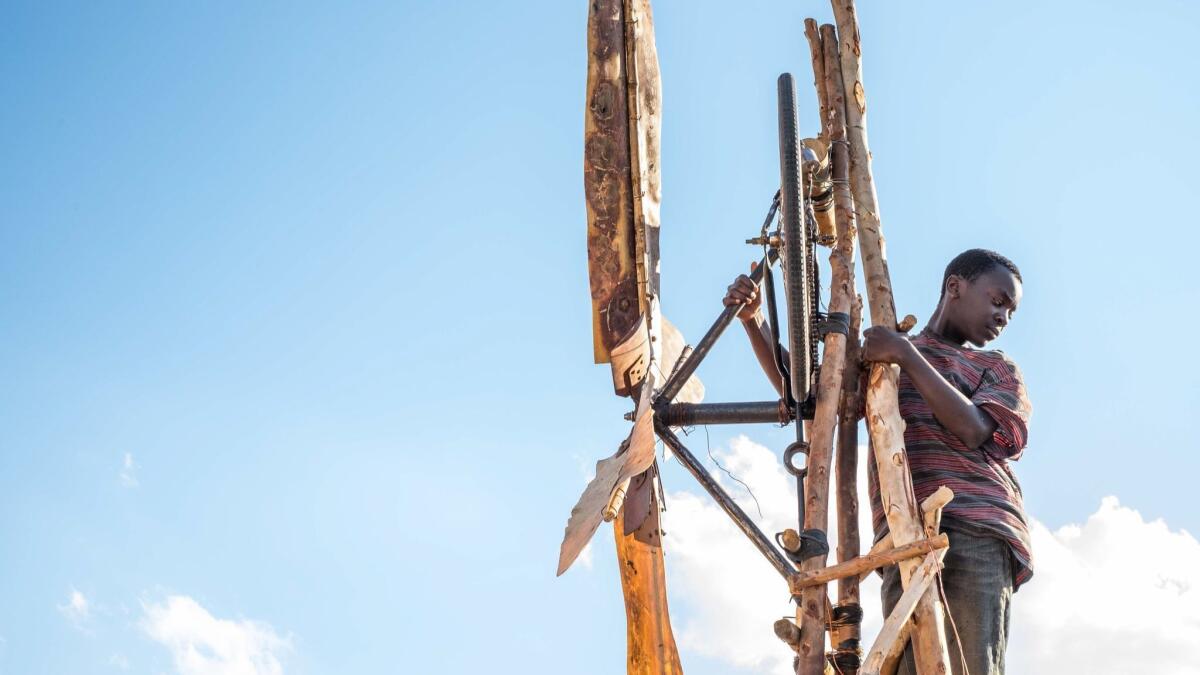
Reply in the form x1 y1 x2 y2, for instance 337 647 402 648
578 541 595 570
662 436 1200 675
1010 496 1200 675
58 588 91 628
141 595 290 675
662 435 850 675
120 452 139 488
109 652 130 670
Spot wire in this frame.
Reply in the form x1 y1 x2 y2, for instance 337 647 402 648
703 425 764 519
937 569 971 675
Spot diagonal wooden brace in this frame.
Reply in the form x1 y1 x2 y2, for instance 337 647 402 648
860 549 948 675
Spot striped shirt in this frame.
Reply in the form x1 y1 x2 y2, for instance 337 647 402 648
867 330 1035 588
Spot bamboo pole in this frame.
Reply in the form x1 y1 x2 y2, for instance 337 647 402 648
827 3 953 673
789 533 947 591
793 22 861 674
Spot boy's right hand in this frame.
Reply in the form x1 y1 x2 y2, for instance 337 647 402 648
723 262 762 321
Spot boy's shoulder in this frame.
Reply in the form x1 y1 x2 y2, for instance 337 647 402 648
912 332 1022 373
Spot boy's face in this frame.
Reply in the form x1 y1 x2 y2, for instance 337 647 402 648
946 268 1022 347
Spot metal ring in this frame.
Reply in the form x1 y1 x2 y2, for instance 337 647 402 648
782 442 809 477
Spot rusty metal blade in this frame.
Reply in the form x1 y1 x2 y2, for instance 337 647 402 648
557 371 658 576
584 0 661 366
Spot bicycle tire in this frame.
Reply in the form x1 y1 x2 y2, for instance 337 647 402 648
776 73 813 404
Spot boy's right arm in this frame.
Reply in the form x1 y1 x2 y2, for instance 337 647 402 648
723 265 787 397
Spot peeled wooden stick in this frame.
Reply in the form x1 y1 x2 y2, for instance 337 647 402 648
861 549 948 675
774 618 803 649
804 19 830 135
790 533 948 591
828 2 953 673
921 486 953 538
793 22 862 675
803 19 837 245
857 535 893 583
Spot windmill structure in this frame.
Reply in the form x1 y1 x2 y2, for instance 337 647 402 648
559 2 959 673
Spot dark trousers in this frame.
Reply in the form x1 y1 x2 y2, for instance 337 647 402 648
881 528 1013 675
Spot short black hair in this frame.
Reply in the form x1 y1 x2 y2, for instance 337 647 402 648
941 249 1022 295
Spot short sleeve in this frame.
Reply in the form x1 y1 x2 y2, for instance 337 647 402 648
972 353 1033 460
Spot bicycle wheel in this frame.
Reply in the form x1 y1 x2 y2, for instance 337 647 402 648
776 73 813 404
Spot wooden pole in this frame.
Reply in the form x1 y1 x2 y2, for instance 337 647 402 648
803 19 836 246
794 21 861 674
821 18 862 608
804 19 830 137
835 295 863 599
832 293 864 672
823 20 866 674
827 3 953 673
789 533 948 591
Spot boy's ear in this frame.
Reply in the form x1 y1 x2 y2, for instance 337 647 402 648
945 274 963 300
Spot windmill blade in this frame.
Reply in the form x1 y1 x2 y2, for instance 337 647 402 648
557 371 658 576
585 0 661 369
660 315 703 405
613 315 702 536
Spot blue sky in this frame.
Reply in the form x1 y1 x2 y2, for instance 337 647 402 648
2 2 1198 674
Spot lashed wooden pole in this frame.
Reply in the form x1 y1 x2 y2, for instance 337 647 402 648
794 21 859 675
827 2 953 673
836 300 863 601
831 294 864 672
823 21 865 671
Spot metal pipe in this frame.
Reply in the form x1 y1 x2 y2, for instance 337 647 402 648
656 401 789 427
656 250 778 405
655 420 798 580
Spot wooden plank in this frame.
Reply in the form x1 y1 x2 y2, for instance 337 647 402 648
614 488 684 675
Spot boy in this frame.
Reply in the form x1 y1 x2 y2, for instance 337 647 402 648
723 248 1032 675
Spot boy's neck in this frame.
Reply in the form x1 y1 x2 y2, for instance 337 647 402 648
925 305 969 347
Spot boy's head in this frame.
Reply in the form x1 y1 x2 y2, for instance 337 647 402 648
938 249 1022 347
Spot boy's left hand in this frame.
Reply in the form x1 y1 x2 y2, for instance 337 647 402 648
862 326 915 367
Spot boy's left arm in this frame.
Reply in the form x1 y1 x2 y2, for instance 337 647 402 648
862 327 997 450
